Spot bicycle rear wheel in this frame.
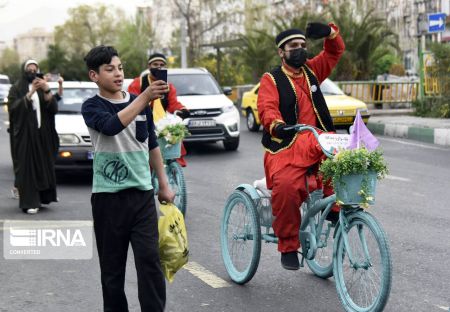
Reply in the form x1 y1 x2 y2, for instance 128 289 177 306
333 211 392 312
221 190 261 284
166 161 187 216
306 212 336 278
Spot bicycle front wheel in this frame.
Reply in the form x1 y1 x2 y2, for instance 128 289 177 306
333 211 392 312
220 190 261 284
166 161 187 216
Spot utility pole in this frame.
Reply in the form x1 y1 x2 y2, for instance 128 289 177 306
180 15 187 68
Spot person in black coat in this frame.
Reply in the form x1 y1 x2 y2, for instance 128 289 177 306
7 59 59 214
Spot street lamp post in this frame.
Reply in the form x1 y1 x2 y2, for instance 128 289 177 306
415 1 429 101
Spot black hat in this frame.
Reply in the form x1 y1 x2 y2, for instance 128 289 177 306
275 29 306 48
148 53 167 65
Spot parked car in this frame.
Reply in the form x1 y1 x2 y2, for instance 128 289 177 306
241 78 370 132
167 68 240 151
0 83 11 105
50 81 97 171
0 74 11 105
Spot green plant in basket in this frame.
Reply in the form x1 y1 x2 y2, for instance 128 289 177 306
155 114 190 146
319 148 389 207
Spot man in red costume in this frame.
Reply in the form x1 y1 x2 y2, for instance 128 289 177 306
257 22 345 270
128 53 189 166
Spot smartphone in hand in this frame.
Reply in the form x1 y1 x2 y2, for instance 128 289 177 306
154 68 167 83
36 73 44 79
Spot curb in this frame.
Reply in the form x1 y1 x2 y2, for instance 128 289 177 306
367 121 450 147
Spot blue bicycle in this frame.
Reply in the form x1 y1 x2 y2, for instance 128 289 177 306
152 141 187 216
220 125 392 312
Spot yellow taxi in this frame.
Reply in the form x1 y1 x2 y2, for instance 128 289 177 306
241 78 370 132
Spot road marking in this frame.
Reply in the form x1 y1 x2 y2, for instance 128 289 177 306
183 261 231 288
380 137 449 151
386 175 410 182
435 305 449 311
0 220 92 232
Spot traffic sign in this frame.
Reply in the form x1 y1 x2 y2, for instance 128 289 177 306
428 13 446 33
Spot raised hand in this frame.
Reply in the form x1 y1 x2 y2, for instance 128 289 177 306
306 22 331 40
147 80 169 100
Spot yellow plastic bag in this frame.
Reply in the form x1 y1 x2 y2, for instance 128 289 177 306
158 203 189 283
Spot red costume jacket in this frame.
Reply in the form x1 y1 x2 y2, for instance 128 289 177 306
257 24 345 189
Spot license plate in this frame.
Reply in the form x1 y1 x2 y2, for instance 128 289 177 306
189 119 216 127
332 116 354 124
86 151 94 160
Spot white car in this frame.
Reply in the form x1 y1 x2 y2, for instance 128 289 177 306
168 68 240 151
50 81 97 171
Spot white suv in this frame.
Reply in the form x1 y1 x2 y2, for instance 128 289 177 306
168 68 240 151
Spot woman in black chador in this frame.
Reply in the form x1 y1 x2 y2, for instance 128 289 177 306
7 59 59 214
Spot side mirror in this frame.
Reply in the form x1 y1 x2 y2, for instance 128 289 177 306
223 87 233 96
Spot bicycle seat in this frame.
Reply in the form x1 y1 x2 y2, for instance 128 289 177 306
253 178 272 197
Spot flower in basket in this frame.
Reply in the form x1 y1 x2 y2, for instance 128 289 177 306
155 113 190 146
319 111 389 207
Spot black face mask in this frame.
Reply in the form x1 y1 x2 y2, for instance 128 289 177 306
25 72 36 83
150 68 161 77
284 48 307 68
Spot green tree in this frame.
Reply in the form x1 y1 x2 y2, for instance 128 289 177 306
328 3 399 80
199 51 246 86
372 52 399 77
116 13 155 78
46 44 68 73
0 48 20 83
53 4 126 80
237 29 277 83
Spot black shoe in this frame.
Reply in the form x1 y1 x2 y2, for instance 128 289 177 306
281 252 300 270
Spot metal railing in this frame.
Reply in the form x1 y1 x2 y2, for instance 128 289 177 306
337 81 419 107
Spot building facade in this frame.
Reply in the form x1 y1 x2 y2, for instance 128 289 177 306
14 28 53 63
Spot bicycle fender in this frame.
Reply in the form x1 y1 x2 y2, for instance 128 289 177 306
236 184 261 201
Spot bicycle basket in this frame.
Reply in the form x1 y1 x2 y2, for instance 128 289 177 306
158 138 181 159
334 172 377 206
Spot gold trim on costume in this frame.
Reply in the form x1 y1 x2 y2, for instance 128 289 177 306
266 73 277 86
271 137 282 143
301 66 328 131
277 34 306 48
281 65 303 78
264 133 299 154
270 119 284 135
282 72 299 119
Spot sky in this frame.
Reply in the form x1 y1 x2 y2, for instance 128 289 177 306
0 0 149 43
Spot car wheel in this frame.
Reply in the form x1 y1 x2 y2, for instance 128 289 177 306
246 109 260 132
223 136 239 151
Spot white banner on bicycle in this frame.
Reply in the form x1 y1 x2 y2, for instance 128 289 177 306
319 133 350 152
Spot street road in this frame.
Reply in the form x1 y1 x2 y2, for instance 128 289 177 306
0 109 449 312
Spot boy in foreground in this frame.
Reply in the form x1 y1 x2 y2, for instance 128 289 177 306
82 45 174 312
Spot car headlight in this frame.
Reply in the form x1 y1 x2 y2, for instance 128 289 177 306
221 103 236 113
59 134 81 144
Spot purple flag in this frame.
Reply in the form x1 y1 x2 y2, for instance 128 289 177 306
346 111 379 151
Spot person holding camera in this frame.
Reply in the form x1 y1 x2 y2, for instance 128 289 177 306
7 59 59 214
128 53 189 166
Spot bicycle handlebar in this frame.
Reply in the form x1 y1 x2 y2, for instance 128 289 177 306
284 124 335 158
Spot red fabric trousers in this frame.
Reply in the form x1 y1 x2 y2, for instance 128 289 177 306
271 164 337 253
176 143 187 167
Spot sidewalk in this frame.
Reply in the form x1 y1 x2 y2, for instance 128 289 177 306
367 107 450 147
